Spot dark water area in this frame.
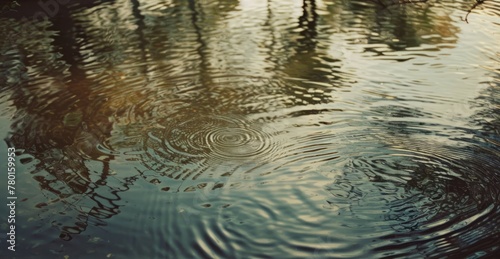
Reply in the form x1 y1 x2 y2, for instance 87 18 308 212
0 0 499 258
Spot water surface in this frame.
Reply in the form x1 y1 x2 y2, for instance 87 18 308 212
0 0 499 258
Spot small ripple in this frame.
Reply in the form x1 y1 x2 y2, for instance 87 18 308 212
138 114 283 182
154 114 280 162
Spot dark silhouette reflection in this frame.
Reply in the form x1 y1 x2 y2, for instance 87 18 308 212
2 0 140 241
278 0 347 107
336 70 500 256
297 0 318 50
325 0 460 60
373 140 500 257
323 120 500 257
2 0 259 241
5 55 129 241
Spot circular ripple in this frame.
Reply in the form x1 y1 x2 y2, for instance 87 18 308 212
207 126 271 159
147 115 280 163
324 140 500 257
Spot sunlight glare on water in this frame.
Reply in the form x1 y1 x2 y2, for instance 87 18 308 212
0 0 499 258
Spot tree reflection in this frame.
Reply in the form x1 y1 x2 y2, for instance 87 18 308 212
0 0 491 248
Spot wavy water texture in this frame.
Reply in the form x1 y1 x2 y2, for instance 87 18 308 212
0 0 499 258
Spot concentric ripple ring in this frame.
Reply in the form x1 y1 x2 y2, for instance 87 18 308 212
149 114 280 163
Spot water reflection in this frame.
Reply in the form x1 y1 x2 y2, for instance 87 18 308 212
0 0 499 257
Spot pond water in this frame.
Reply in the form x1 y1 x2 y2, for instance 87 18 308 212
0 0 499 258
